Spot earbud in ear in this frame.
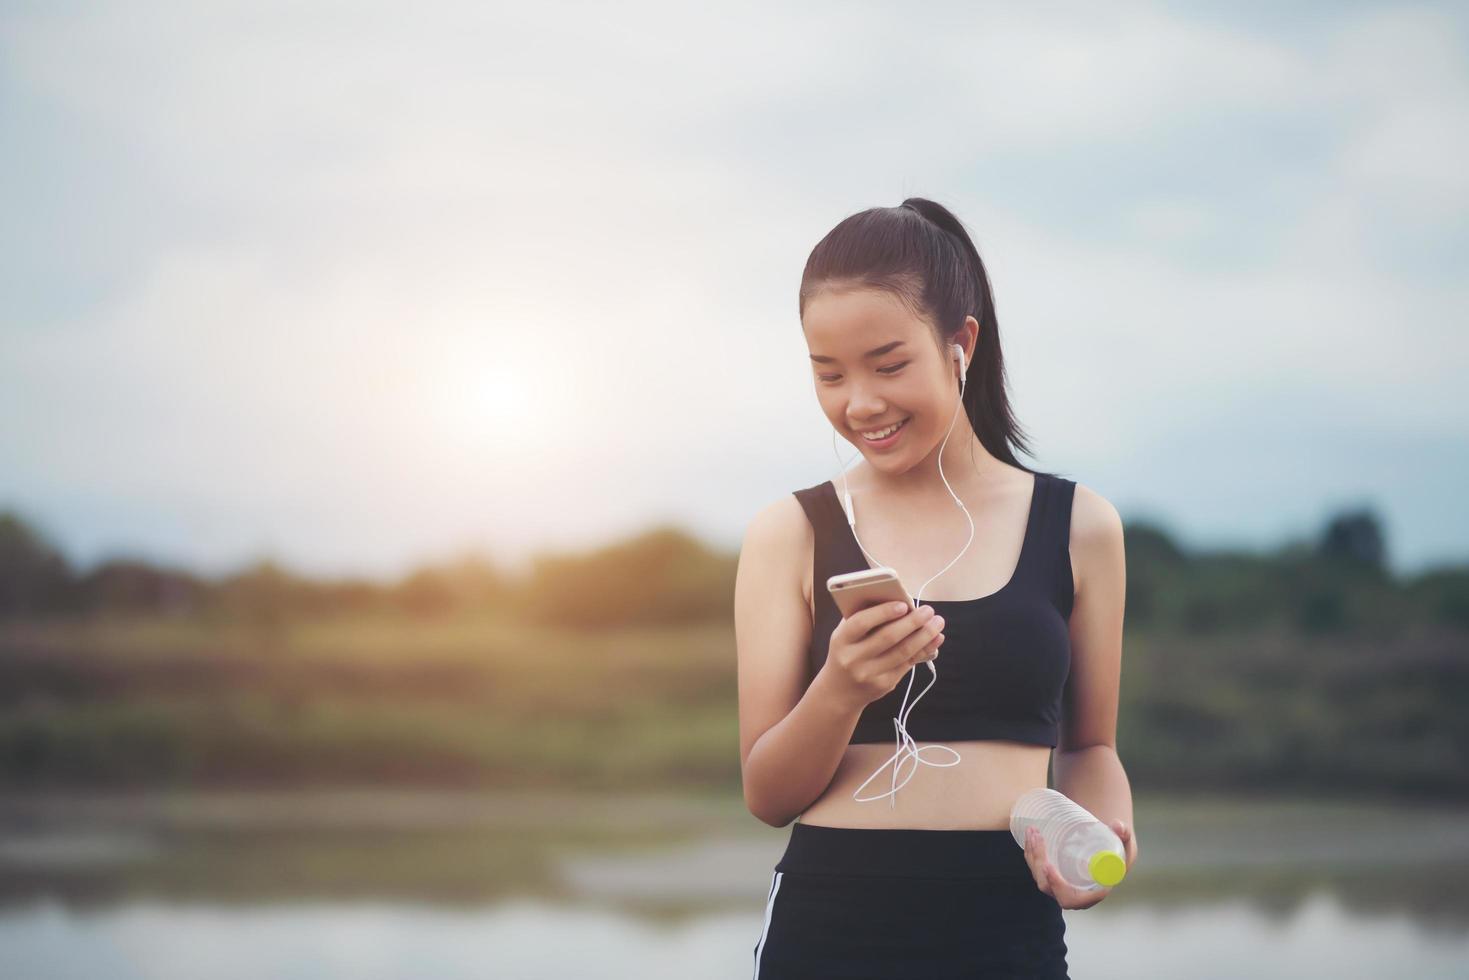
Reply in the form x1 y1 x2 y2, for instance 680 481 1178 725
952 343 966 376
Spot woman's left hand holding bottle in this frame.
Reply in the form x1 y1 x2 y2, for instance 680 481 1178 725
1022 819 1138 910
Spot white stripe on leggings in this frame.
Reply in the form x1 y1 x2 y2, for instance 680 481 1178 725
752 870 784 978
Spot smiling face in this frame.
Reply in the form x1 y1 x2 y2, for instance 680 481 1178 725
803 286 974 476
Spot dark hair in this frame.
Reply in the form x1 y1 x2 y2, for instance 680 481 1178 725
799 197 1063 479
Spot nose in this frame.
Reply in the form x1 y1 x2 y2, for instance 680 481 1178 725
844 382 888 425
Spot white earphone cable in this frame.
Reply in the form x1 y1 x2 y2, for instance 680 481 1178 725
829 343 975 807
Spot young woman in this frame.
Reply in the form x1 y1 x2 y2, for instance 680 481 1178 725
735 198 1139 978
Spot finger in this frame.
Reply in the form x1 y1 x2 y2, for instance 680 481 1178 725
1041 864 1076 907
1025 828 1051 894
873 615 944 672
838 603 906 649
869 605 937 653
1041 862 1067 901
854 600 917 635
1062 882 1108 910
898 612 943 659
1110 820 1136 864
917 615 945 655
914 632 945 663
1044 863 1105 910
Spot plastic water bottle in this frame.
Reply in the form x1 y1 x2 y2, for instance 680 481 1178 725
1009 787 1128 891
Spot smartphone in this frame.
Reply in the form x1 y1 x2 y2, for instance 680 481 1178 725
827 567 915 620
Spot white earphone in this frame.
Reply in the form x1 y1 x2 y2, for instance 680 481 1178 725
831 338 975 806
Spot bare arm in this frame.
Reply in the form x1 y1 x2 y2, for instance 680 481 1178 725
1054 483 1139 866
735 496 862 827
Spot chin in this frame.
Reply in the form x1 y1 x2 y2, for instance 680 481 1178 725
864 445 916 469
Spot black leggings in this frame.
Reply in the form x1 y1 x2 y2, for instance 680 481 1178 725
751 821 1070 979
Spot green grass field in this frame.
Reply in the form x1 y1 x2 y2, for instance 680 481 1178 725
1 610 1464 801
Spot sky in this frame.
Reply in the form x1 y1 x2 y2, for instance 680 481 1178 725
2 0 1467 582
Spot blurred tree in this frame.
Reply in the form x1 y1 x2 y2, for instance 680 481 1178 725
1119 521 1186 627
437 553 511 609
0 511 75 616
394 568 458 618
78 559 206 616
1318 508 1387 571
213 559 306 632
523 524 736 628
1407 567 1469 629
304 577 388 616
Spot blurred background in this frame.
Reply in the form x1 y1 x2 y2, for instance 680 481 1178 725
3 1 1468 978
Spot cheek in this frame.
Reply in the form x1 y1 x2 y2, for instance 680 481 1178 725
817 385 852 410
910 382 950 421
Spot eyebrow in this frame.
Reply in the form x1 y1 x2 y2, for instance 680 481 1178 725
808 341 907 365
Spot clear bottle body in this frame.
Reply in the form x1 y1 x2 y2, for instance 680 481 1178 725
1009 787 1128 891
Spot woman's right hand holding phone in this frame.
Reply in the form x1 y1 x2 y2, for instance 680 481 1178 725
819 601 946 713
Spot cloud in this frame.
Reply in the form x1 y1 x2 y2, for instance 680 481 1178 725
1 0 1465 575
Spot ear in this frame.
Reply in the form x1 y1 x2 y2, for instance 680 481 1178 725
956 315 979 366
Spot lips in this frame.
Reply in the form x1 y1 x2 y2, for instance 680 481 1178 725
857 416 910 449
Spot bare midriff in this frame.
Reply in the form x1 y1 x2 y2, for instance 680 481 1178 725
795 739 1051 830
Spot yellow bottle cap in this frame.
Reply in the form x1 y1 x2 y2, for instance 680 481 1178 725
1089 851 1127 887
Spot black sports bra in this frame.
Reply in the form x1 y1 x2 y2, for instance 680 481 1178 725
792 470 1076 747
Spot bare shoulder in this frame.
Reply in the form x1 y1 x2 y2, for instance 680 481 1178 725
744 491 812 547
742 493 813 585
734 492 817 772
1068 481 1124 596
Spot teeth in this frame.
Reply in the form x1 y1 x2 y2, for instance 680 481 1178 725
861 419 907 440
